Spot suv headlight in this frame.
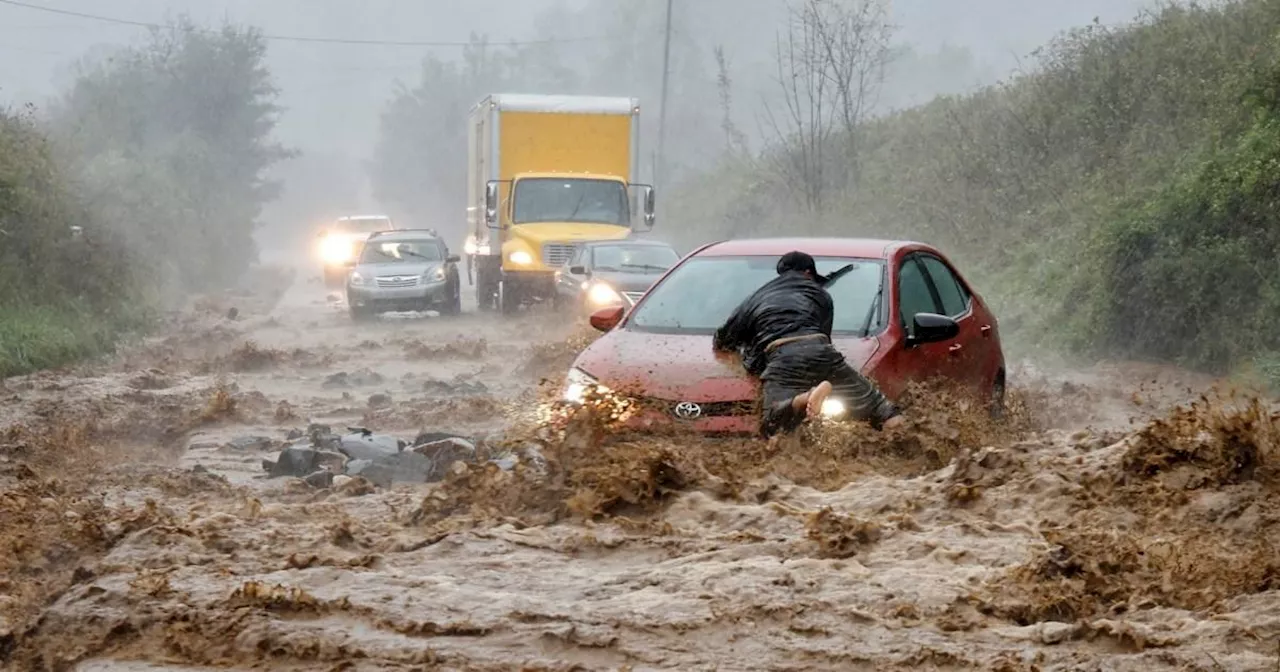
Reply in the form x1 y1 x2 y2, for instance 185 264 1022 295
562 367 608 404
349 271 366 286
428 267 446 281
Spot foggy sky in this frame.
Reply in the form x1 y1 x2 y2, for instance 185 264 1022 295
1 0 1154 236
2 0 1153 149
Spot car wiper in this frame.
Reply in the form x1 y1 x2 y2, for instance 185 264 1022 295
620 263 667 272
565 193 587 221
400 250 436 261
819 263 856 288
859 275 884 337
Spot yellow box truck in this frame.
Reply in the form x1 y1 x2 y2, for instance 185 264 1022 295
463 94 655 314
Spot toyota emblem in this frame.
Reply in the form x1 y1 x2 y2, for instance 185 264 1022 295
393 276 403 282
673 401 702 420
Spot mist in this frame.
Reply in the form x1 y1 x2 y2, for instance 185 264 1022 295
13 4 1280 669
2 0 1152 253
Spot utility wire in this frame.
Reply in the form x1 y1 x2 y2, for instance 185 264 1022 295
0 0 611 47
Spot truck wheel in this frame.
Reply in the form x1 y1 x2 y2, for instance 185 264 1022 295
442 287 462 316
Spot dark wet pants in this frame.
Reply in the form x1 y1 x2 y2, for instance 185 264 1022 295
758 339 899 437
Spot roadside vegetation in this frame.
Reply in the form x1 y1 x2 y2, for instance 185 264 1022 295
667 0 1280 382
0 20 290 378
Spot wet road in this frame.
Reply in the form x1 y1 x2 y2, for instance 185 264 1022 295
1 263 1278 671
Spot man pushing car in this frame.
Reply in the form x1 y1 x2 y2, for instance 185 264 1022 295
712 250 905 437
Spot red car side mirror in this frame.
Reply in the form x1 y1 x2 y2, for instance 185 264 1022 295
589 306 625 332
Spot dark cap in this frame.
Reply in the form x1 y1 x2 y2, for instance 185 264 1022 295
776 250 826 282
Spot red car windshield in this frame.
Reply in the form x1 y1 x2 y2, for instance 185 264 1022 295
626 255 885 335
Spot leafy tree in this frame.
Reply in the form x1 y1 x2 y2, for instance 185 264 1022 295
370 37 523 238
50 18 293 292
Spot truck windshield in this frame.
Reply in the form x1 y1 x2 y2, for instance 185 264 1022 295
512 178 630 226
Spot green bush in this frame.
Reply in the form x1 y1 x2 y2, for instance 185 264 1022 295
0 18 288 379
668 0 1280 373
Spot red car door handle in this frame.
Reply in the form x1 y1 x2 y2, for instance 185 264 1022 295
980 325 992 337
948 344 963 355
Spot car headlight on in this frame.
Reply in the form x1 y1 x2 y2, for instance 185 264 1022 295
320 236 352 264
463 239 478 255
586 282 622 306
509 250 533 265
428 267 446 282
349 271 366 286
820 397 846 418
562 367 609 404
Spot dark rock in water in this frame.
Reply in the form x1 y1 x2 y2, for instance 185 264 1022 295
414 437 475 462
226 307 239 320
306 423 341 452
304 470 334 488
264 445 346 478
338 431 401 462
265 446 319 478
285 428 304 441
191 464 208 474
225 436 274 452
344 458 372 474
343 451 434 487
322 372 351 389
413 431 472 447
344 459 394 488
323 368 385 389
367 393 393 409
422 379 489 397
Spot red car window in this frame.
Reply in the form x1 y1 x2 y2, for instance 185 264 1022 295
896 257 939 333
917 255 970 318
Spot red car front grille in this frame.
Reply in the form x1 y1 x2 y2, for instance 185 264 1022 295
634 397 755 419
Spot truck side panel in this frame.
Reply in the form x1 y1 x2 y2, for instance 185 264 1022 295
466 98 500 245
496 111 633 227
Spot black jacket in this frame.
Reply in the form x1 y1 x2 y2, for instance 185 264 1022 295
712 271 833 377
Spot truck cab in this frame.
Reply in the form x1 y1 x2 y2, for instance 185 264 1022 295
464 94 656 315
487 171 652 261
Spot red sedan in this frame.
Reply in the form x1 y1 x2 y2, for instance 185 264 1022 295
561 237 1006 434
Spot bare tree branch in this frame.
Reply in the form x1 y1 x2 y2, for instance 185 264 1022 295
757 0 894 213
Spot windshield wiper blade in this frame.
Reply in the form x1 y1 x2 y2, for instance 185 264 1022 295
859 275 884 337
620 263 667 271
819 263 856 288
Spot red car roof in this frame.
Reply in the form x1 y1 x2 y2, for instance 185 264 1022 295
696 237 917 259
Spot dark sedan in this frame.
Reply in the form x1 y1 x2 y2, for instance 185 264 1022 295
553 239 681 313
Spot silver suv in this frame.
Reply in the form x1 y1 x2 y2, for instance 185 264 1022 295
344 230 462 319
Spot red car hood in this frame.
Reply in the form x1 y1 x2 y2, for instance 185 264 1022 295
573 329 881 403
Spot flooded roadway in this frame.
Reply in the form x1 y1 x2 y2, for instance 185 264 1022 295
1 265 1278 671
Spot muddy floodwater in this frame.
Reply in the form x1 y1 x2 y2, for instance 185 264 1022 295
2 266 1279 671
